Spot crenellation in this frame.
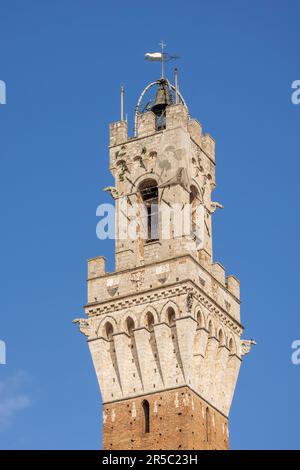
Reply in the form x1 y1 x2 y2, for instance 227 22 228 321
201 133 215 162
88 256 106 279
87 256 241 321
109 120 128 146
166 103 188 129
212 263 226 286
137 111 156 138
226 275 240 300
188 119 202 146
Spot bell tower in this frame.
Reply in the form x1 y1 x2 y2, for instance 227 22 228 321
74 68 255 450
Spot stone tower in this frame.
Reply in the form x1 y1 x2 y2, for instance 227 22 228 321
74 74 255 450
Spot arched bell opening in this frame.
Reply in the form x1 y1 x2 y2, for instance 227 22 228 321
151 79 172 131
134 78 189 136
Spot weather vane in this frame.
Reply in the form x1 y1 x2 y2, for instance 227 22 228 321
145 41 179 78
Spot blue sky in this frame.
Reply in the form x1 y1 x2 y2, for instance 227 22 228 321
0 0 299 450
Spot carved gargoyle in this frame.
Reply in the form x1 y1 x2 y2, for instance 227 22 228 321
210 201 224 213
73 318 91 337
240 339 257 357
103 186 119 199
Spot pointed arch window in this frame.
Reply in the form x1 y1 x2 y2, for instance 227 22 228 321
126 317 135 336
104 322 114 340
167 307 176 326
145 312 155 331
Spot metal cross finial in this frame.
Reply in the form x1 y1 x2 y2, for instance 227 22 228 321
159 40 166 78
159 40 166 51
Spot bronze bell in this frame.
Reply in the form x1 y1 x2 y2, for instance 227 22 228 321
151 80 171 116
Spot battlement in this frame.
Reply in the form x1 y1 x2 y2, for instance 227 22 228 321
81 252 243 417
136 111 156 138
86 255 241 320
188 119 202 146
109 106 215 168
88 256 106 279
109 120 128 146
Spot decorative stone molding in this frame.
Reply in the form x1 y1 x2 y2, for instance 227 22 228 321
83 282 243 338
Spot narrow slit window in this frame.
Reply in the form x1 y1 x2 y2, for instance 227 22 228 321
142 400 150 433
206 407 210 442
